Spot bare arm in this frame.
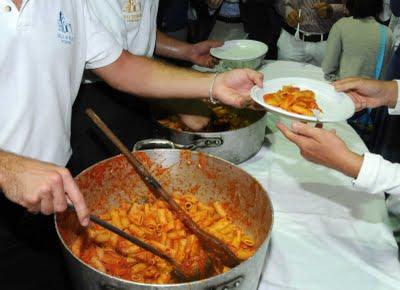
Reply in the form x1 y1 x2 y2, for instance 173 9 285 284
155 30 193 61
93 50 263 108
277 122 363 179
155 30 222 67
94 51 211 99
0 150 89 225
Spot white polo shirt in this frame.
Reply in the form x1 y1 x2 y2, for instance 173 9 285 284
0 0 123 166
87 0 159 57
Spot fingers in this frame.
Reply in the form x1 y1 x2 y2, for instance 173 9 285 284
59 168 90 226
347 91 365 111
236 94 253 108
332 78 364 92
313 2 328 9
205 56 219 68
292 122 324 141
248 102 266 111
287 12 299 27
276 122 310 147
51 173 68 213
207 40 224 48
244 69 264 88
40 192 54 215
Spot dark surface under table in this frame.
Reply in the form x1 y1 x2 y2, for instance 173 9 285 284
69 81 158 176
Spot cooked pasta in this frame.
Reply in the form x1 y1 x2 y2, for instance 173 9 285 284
68 194 256 284
263 86 322 116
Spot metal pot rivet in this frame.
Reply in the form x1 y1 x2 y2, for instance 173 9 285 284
234 281 241 287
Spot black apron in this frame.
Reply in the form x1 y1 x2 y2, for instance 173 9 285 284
0 193 72 290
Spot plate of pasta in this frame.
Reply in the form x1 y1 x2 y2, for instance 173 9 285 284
250 77 355 122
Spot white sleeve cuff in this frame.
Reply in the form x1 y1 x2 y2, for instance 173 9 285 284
388 80 400 115
353 152 400 195
352 153 382 194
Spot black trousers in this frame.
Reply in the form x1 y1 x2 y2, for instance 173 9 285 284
0 193 72 290
69 82 158 176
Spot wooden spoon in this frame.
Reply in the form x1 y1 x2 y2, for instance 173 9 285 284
86 108 241 268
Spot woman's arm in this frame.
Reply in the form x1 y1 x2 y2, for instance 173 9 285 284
276 78 400 196
354 153 400 194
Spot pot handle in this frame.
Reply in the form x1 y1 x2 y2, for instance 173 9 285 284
208 276 244 290
133 138 223 151
133 139 194 151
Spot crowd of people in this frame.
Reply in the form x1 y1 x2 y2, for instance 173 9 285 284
2 0 400 289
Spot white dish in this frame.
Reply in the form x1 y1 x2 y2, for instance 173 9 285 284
210 39 268 61
250 77 355 123
210 39 268 70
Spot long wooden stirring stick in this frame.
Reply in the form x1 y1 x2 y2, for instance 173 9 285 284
67 205 190 282
86 108 241 268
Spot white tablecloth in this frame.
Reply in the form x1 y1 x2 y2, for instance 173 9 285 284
241 61 400 290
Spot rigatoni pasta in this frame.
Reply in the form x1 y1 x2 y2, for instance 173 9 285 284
68 194 256 284
263 86 322 116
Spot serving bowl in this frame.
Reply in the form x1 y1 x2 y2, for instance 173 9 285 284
210 39 268 71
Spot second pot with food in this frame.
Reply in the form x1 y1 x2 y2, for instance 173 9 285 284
140 105 267 164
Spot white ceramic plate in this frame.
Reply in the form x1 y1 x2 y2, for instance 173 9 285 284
250 77 355 123
210 39 268 61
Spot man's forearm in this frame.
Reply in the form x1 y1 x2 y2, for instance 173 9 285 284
155 30 193 62
0 150 5 191
0 150 16 192
93 51 213 99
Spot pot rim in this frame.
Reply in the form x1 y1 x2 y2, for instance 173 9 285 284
55 149 274 287
154 110 267 136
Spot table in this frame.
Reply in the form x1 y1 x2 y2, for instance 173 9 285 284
240 61 400 290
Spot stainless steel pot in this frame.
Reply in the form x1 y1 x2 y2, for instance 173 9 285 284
55 150 273 290
150 109 267 164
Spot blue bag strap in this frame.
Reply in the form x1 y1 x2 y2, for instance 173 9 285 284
375 25 387 80
360 25 388 126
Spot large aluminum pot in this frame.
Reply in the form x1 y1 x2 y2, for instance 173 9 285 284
148 109 268 164
56 150 273 290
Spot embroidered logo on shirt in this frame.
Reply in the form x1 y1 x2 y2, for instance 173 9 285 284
57 11 74 45
122 0 142 23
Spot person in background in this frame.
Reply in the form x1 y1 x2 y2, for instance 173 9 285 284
379 0 392 25
368 0 400 161
322 0 393 81
275 0 347 66
207 0 247 40
277 77 400 216
368 2 400 244
71 0 223 175
190 0 281 59
158 0 190 41
387 0 400 80
240 0 282 60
